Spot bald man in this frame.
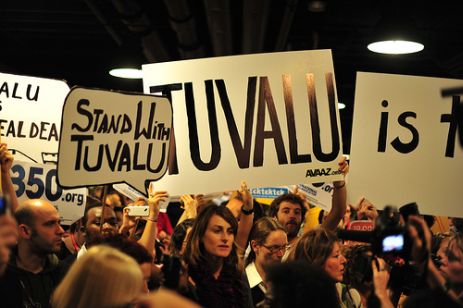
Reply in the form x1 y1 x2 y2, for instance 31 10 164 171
0 199 65 308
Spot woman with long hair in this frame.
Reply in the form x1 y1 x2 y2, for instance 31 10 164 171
245 217 288 306
182 203 252 308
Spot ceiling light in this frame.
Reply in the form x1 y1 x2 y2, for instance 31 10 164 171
338 102 346 109
367 40 424 55
368 13 424 55
307 1 327 13
109 68 143 79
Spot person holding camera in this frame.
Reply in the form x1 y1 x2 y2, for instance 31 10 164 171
402 215 463 307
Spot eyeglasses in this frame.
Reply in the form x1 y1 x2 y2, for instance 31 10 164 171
261 244 290 254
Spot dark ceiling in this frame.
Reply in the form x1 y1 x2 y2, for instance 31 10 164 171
1 0 463 154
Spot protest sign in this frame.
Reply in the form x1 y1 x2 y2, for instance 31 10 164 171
57 87 172 196
348 72 463 217
143 50 343 196
11 161 86 225
0 72 69 164
295 182 333 211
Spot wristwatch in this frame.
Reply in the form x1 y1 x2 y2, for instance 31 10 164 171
241 205 254 215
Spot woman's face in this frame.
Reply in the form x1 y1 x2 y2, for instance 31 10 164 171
254 230 288 267
323 242 346 282
203 214 234 258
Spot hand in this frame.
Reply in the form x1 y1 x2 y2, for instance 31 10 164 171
333 156 348 188
356 197 378 221
120 207 139 234
0 143 13 175
180 194 198 218
239 181 253 211
372 257 390 301
147 183 168 220
291 186 310 210
408 215 432 264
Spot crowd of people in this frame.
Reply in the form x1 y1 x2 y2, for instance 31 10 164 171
0 142 462 308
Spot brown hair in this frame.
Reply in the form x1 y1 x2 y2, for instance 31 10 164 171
269 193 307 219
289 228 339 267
183 204 240 271
246 217 286 266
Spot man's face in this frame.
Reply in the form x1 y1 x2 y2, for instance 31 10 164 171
30 204 65 254
85 207 118 243
276 201 302 239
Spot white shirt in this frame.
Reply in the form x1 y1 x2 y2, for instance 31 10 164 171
245 261 267 294
76 243 88 259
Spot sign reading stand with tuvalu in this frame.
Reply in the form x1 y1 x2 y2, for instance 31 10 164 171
57 87 172 196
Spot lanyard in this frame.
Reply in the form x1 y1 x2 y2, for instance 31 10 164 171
70 233 80 253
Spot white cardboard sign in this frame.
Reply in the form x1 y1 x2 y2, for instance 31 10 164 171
11 161 87 225
57 87 172 196
143 50 343 196
348 72 463 217
0 72 69 164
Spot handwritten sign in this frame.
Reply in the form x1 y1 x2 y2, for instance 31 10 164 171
143 50 343 195
57 87 172 196
348 72 463 217
0 72 69 164
11 161 86 225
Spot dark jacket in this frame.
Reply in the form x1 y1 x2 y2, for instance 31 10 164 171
0 248 64 308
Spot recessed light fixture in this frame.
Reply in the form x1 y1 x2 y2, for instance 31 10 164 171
109 68 143 79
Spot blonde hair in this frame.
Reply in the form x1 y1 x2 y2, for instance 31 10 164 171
52 246 143 308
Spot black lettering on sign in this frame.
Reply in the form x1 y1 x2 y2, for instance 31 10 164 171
216 77 257 169
150 83 182 175
71 99 93 132
377 100 419 154
441 95 463 157
185 81 221 171
391 112 419 154
0 82 39 101
378 100 389 152
306 73 340 162
71 135 168 174
253 77 288 167
283 74 311 164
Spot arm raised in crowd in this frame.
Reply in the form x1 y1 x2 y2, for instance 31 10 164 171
137 184 168 257
177 194 198 226
322 156 348 231
371 257 394 308
0 143 19 212
234 181 254 256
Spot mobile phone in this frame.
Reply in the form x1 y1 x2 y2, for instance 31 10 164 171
126 205 150 217
0 196 10 215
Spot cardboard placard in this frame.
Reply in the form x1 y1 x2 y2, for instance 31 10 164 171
143 50 343 195
11 161 87 225
348 72 463 217
57 87 172 196
0 72 69 164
